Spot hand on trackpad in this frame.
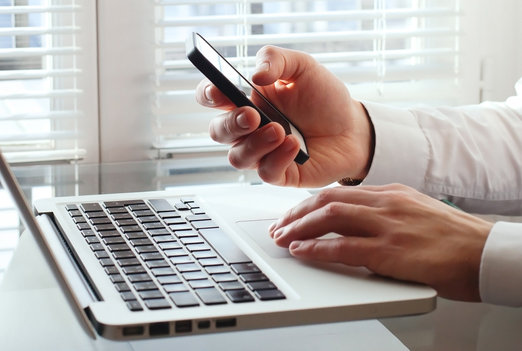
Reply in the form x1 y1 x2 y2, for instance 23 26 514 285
236 220 292 259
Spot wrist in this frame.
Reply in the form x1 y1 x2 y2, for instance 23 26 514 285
339 101 375 185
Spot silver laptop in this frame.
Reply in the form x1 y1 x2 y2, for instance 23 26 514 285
0 152 436 340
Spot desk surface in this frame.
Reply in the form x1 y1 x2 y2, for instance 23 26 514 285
2 159 522 350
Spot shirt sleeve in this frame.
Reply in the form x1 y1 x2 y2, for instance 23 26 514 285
480 221 522 306
360 78 522 306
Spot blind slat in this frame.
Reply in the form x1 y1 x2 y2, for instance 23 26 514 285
0 5 80 15
0 47 80 58
0 1 86 162
0 89 82 100
158 29 458 48
158 9 459 27
0 69 81 80
0 26 80 37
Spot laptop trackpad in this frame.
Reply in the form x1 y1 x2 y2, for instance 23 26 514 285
236 220 292 259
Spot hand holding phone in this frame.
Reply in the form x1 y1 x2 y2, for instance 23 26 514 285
186 32 309 164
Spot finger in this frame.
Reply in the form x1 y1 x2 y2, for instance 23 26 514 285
288 237 376 267
208 107 261 145
273 202 379 248
270 186 385 235
227 122 286 169
195 79 236 109
252 46 315 86
257 135 300 185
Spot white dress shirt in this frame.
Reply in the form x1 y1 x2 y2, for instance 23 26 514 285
361 78 522 306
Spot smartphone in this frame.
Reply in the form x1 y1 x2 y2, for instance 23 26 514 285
186 32 309 165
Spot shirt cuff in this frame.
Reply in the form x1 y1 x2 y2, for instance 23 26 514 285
480 221 522 306
360 101 429 190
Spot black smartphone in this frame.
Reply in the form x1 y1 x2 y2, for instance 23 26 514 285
186 32 309 165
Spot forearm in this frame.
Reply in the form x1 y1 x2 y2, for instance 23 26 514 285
361 100 522 215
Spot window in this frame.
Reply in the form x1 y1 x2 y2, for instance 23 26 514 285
151 0 461 155
0 0 98 164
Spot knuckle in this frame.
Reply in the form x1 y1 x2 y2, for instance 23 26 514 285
321 202 345 220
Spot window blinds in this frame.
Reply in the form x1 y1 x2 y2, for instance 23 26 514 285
152 0 461 153
0 1 86 163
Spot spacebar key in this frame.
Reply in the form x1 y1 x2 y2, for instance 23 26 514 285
198 228 251 264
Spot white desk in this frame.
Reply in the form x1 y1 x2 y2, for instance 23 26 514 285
2 160 522 350
0 231 408 351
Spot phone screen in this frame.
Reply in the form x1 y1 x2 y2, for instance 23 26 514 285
189 33 309 164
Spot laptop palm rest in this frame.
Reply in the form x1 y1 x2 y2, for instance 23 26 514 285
236 220 292 259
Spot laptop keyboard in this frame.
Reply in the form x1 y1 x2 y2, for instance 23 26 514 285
65 198 285 311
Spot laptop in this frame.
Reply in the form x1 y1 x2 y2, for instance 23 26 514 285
0 152 436 340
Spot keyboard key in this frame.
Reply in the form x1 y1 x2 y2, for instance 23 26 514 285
212 273 237 283
133 281 158 291
158 211 179 219
127 273 152 283
169 292 200 307
173 229 199 238
140 252 164 261
144 298 171 310
254 289 285 301
117 257 141 266
115 219 138 226
107 243 130 252
145 259 170 269
103 237 126 244
240 273 269 283
219 281 244 291
112 250 136 259
138 290 164 300
126 300 143 311
191 220 218 230
231 262 260 274
169 255 194 265
129 238 152 246
148 199 175 212
81 203 103 212
199 258 224 267
182 271 208 281
122 265 146 274
134 245 158 254
119 225 142 233
114 282 131 292
143 222 165 230
176 263 200 273
158 242 182 250
148 228 170 236
199 228 251 264
151 267 176 276
163 217 186 225
247 281 277 291
190 280 214 289
185 214 211 222
163 283 189 293
205 265 231 275
120 291 137 301
225 289 255 303
157 275 182 285
195 287 227 305
192 250 216 260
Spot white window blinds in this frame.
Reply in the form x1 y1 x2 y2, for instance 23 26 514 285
0 0 94 163
152 0 461 154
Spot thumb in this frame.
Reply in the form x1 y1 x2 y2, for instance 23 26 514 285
252 45 315 86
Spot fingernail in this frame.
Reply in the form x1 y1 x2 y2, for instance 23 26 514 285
263 126 278 143
256 61 270 73
273 228 283 240
236 112 249 129
204 85 214 104
289 241 303 251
